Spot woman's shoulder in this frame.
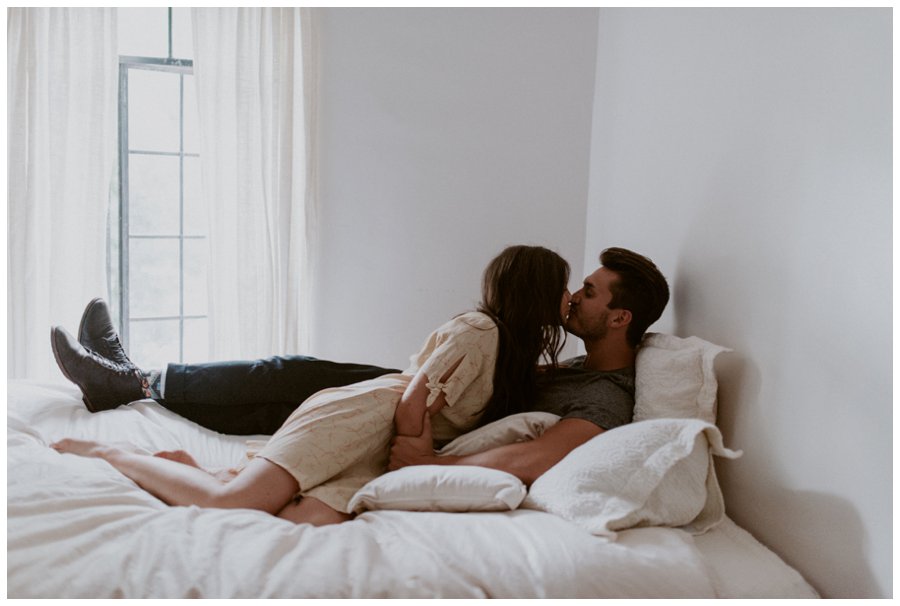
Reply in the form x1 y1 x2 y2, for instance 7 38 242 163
444 310 498 333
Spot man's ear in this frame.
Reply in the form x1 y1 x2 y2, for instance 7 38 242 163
611 310 632 327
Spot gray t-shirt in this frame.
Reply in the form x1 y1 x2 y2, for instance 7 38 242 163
529 356 635 430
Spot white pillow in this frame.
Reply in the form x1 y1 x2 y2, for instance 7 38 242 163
437 411 560 456
348 465 526 514
634 333 731 424
522 418 741 539
348 413 558 514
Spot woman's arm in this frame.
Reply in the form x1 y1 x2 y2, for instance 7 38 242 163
393 357 464 437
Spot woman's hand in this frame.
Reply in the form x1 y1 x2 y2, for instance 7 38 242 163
388 414 437 470
394 356 463 437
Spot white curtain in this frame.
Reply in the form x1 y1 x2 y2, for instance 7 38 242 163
7 8 118 380
192 8 317 360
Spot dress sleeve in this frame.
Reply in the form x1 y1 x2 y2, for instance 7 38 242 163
416 316 496 409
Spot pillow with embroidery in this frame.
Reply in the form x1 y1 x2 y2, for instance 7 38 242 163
635 333 731 423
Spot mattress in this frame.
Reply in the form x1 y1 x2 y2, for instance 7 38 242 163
7 380 819 598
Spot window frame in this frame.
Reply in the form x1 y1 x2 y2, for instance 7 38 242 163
117 54 203 363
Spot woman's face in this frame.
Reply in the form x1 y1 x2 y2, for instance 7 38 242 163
560 289 572 323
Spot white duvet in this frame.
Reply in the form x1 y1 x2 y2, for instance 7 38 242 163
6 380 812 598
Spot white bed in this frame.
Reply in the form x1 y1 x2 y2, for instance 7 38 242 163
7 334 819 599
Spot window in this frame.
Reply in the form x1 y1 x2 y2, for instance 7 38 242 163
113 8 208 368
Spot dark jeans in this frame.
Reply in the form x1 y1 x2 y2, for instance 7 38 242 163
160 356 400 435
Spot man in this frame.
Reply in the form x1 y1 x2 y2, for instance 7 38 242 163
51 247 669 485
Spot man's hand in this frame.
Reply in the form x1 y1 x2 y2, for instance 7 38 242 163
389 415 604 485
389 413 439 471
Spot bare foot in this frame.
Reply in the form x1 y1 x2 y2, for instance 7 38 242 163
52 439 150 458
51 438 112 459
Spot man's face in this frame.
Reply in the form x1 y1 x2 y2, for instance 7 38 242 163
566 266 617 340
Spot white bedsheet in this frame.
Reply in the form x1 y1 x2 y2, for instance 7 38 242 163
7 380 818 598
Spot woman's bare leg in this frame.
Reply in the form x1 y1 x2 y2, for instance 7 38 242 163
153 450 240 482
154 449 200 467
52 438 297 514
277 496 353 526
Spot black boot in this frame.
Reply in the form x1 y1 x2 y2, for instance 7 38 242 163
51 326 145 412
78 298 137 370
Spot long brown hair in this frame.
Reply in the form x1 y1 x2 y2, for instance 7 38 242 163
475 245 569 427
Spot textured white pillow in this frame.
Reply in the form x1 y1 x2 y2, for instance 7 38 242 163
634 333 731 424
348 465 526 514
437 411 560 456
348 413 558 514
522 418 741 539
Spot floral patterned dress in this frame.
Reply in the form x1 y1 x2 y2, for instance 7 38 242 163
248 311 499 513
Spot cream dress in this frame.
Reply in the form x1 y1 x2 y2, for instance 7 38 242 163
247 311 499 513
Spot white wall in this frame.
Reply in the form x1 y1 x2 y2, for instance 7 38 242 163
308 7 890 597
311 8 598 367
586 8 891 598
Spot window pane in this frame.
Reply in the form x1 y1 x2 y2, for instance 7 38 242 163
129 154 180 235
183 156 205 235
129 319 180 369
184 239 209 317
182 76 200 154
118 8 168 58
184 318 209 363
129 239 180 318
128 69 180 153
171 8 194 61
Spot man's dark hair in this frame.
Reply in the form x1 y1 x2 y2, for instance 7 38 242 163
600 247 669 348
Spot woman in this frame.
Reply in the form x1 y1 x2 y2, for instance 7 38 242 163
52 245 571 526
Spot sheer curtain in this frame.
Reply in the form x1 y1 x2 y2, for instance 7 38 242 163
192 8 317 360
7 8 118 380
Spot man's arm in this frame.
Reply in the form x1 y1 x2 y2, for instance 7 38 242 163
389 415 604 486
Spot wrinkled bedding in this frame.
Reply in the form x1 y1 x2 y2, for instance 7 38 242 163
7 380 817 598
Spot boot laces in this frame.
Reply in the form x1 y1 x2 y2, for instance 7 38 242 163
99 334 134 366
86 347 133 375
